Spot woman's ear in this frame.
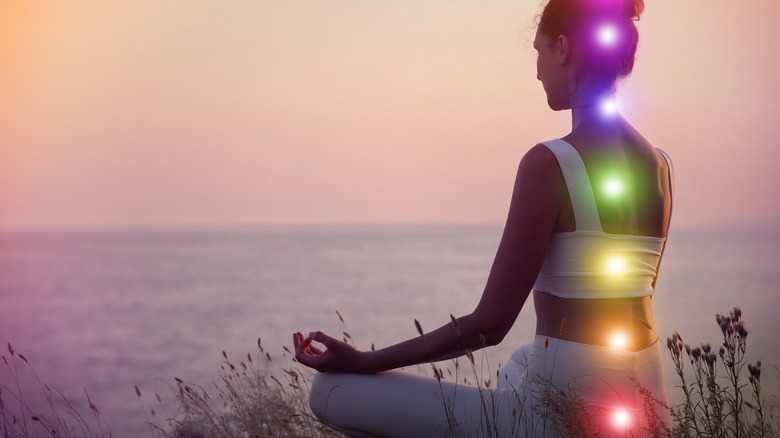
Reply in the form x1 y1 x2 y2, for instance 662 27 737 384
557 34 571 65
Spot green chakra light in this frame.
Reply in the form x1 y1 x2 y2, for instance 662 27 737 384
603 176 624 197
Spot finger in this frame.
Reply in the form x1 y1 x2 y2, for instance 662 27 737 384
293 332 307 350
295 336 313 356
295 352 319 369
293 332 301 349
302 334 326 355
296 332 306 346
309 331 340 349
308 343 325 355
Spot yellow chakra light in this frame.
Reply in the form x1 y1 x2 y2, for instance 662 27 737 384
606 255 626 275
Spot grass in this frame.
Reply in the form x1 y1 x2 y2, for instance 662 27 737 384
2 307 778 437
1 343 110 438
140 339 344 437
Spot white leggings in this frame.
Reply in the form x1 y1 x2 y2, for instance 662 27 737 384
309 336 670 437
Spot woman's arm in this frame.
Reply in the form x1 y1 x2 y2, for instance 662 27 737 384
294 144 563 373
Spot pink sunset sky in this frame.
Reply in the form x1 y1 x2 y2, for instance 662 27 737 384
1 1 779 230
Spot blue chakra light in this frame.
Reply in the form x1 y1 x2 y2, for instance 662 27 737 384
599 97 619 117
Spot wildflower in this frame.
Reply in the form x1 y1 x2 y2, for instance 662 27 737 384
704 352 717 370
735 321 748 340
748 361 761 382
716 314 730 333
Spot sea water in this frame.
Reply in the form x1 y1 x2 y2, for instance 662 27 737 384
1 224 779 436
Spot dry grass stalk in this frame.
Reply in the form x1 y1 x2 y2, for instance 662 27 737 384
1 343 111 438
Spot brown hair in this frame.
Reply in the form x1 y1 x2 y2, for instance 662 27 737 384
538 0 645 81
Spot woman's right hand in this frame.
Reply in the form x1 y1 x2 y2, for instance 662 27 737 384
293 331 367 373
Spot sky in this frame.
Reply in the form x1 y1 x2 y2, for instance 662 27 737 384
1 0 779 230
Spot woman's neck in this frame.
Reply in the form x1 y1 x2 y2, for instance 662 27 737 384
570 91 623 134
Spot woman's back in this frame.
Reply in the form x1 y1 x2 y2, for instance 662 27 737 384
557 124 672 239
533 121 673 352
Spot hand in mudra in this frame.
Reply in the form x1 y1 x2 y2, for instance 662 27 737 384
293 331 365 373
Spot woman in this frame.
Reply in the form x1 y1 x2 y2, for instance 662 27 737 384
293 0 672 436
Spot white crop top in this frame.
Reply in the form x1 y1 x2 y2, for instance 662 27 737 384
532 139 673 299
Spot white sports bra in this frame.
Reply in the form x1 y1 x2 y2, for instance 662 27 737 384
533 139 673 299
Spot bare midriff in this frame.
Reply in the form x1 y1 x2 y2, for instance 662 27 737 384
534 290 658 352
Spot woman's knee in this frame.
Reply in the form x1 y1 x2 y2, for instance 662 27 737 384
308 372 332 422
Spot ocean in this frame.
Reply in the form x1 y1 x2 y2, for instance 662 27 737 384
1 224 779 436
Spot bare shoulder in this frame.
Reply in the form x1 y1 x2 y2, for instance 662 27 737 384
522 142 557 162
516 143 564 185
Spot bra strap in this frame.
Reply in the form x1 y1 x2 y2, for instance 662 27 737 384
651 148 674 291
542 139 603 232
657 148 674 206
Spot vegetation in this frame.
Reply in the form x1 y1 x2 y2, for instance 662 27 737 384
1 344 110 438
2 307 778 437
665 308 776 438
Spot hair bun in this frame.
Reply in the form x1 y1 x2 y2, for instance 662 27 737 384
622 0 644 21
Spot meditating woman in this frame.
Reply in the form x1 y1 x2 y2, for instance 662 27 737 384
294 0 672 436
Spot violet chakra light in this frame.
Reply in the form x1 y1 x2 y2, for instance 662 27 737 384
597 23 619 47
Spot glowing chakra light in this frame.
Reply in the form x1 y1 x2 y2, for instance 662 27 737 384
609 331 628 349
606 256 626 275
612 408 631 428
597 24 619 47
603 177 624 197
599 97 619 118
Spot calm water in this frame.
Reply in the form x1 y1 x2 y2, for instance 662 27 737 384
1 224 779 436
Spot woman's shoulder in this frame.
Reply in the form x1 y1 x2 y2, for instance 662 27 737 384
514 142 568 189
523 141 561 162
518 142 563 173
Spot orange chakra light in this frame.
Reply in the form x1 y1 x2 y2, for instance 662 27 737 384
609 331 628 349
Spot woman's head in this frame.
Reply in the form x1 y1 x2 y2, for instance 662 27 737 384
535 0 644 110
